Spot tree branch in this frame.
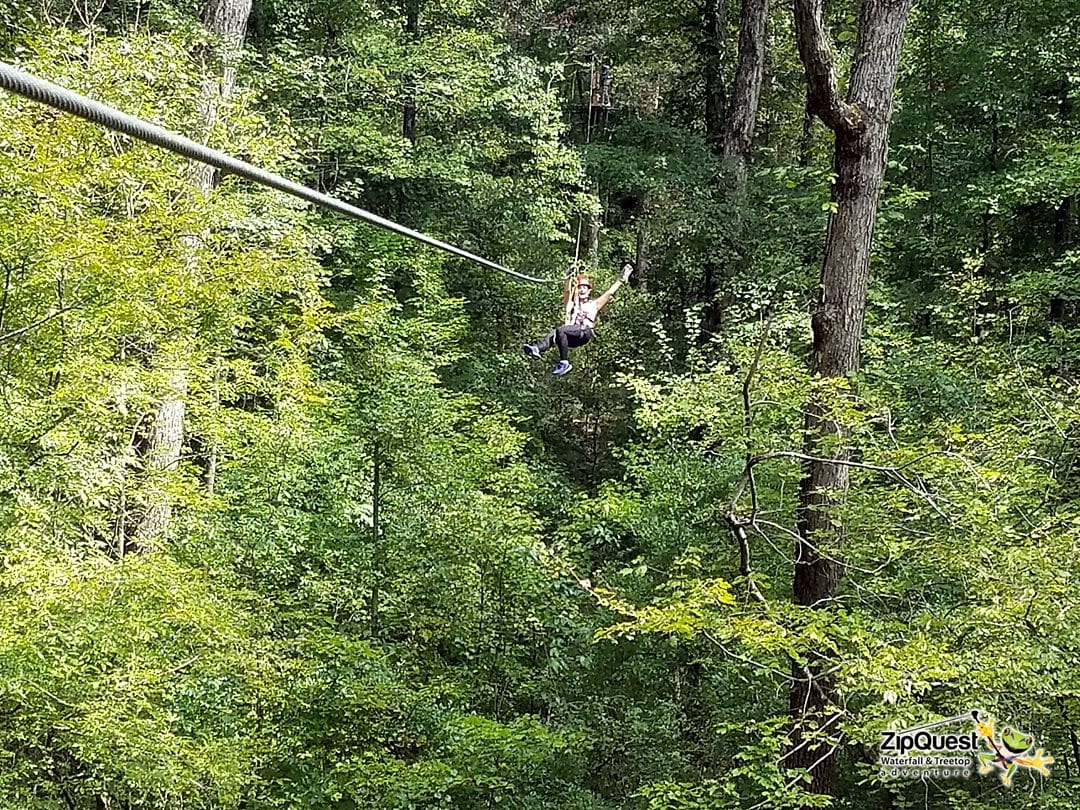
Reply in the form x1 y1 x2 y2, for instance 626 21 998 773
725 514 768 604
749 449 954 522
793 0 863 133
0 304 80 345
725 319 772 605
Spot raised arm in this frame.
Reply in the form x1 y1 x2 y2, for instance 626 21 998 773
562 263 577 322
595 263 634 311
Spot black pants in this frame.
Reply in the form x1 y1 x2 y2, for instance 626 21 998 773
531 325 593 361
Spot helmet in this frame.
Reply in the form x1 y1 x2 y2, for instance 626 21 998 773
575 274 592 287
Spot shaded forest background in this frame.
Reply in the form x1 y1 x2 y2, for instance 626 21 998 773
0 0 1078 807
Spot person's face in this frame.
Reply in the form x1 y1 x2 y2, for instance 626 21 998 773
578 281 591 300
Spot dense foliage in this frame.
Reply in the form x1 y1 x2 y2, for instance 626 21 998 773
0 0 1078 807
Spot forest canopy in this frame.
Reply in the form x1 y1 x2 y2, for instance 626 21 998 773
0 0 1078 808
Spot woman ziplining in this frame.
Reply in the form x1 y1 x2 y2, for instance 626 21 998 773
523 261 634 376
519 54 630 378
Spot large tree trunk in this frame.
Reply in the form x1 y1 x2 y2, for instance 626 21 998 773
135 0 252 544
788 0 912 796
635 211 649 290
395 0 420 229
138 367 188 541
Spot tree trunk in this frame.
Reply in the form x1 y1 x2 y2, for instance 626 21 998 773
402 0 419 145
136 0 252 544
798 95 814 166
789 0 912 796
193 0 253 190
635 217 649 290
1050 197 1072 322
723 0 769 188
700 0 727 155
369 440 383 638
137 367 188 541
699 0 769 337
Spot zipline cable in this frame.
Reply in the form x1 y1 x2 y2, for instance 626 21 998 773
0 60 551 285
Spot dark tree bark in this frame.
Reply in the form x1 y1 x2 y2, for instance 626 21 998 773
723 0 769 186
635 218 649 290
789 0 912 796
700 0 728 155
700 0 770 167
798 95 814 167
395 0 421 227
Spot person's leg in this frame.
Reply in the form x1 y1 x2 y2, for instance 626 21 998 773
565 326 593 350
556 325 593 359
524 329 557 358
554 326 571 361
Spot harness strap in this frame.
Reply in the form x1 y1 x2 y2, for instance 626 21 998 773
569 299 596 329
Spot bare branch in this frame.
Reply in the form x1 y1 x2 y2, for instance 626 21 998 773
753 519 895 577
725 515 768 604
0 303 80 345
748 450 954 522
724 320 774 605
776 710 845 764
742 319 771 444
701 630 797 683
749 734 846 810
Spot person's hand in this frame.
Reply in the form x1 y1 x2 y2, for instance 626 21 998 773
620 262 634 283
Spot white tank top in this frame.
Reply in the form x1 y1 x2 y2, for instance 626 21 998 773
568 299 598 329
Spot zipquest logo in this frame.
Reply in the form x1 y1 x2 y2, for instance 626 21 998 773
878 710 1054 786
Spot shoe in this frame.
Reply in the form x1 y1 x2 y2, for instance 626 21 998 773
552 360 572 376
523 343 540 359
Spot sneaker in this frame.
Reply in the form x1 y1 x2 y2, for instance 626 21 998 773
523 343 540 360
552 360 572 376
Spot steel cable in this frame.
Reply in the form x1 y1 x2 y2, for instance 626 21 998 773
0 59 551 284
